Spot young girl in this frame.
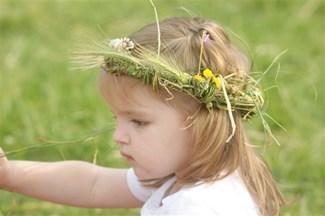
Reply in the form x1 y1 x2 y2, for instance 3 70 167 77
0 16 284 215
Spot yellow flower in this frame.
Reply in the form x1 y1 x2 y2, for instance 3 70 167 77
203 68 214 79
213 76 222 89
193 74 204 81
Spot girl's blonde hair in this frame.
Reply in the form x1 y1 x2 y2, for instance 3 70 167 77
107 17 285 216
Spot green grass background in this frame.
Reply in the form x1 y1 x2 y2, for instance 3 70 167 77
0 0 324 215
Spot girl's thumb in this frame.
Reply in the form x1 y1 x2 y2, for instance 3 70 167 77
0 147 7 161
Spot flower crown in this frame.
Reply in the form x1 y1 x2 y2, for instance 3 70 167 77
73 37 264 141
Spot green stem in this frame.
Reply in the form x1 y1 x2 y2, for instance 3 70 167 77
0 126 114 158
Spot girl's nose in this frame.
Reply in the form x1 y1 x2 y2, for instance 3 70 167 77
112 125 130 146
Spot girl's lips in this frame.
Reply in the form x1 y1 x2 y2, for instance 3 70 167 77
121 152 134 161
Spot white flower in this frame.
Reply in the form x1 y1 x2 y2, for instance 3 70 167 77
107 37 135 53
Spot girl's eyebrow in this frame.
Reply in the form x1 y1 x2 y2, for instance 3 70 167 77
116 108 151 117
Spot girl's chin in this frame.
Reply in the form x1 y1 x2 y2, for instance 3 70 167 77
133 168 171 181
133 169 154 180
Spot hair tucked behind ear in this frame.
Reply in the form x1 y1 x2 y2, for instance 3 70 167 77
129 16 285 216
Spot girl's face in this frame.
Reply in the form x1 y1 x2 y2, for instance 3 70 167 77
100 73 192 180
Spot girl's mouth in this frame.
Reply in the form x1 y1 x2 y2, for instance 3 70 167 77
121 152 134 161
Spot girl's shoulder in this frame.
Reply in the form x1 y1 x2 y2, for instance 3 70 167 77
164 172 260 215
187 172 252 199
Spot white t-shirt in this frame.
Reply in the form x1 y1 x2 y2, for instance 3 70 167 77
127 169 260 216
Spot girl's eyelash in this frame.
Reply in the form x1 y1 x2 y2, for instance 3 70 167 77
131 119 149 127
111 114 149 127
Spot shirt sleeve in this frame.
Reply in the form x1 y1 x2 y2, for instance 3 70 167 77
126 168 154 202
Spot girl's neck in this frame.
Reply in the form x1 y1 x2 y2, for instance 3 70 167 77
160 179 182 207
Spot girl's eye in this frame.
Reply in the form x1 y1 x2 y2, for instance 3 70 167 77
131 119 149 127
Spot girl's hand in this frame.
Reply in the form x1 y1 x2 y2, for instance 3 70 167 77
0 147 9 189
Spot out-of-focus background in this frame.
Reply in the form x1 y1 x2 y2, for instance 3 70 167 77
0 0 324 215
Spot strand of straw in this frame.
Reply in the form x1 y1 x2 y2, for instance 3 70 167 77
220 75 236 143
255 49 288 85
197 30 207 73
149 0 161 57
0 126 115 158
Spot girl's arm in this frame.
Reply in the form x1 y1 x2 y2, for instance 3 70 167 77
0 148 143 208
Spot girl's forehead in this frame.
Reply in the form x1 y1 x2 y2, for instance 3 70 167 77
99 72 166 112
99 72 199 118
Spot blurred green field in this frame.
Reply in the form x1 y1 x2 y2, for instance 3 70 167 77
0 0 324 215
